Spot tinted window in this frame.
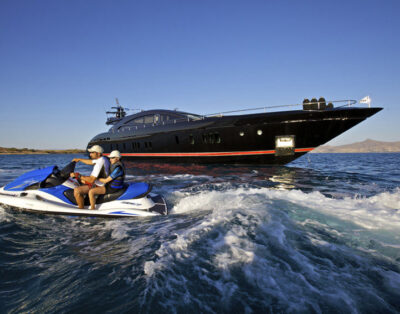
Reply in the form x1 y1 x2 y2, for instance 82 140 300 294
143 115 154 124
124 117 143 126
161 114 183 122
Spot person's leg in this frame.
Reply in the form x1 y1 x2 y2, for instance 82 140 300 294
88 186 106 210
73 185 90 209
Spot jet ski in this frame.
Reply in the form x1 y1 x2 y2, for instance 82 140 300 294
0 161 168 217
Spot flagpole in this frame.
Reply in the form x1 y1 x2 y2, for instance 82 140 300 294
360 96 371 107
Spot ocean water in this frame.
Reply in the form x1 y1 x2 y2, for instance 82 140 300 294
0 153 399 313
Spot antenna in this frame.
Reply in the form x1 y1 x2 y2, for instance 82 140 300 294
105 98 128 124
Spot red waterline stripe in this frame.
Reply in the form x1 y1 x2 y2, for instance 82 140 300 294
294 148 315 153
103 148 314 157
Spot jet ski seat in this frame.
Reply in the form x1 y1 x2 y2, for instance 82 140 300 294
63 184 129 206
96 185 129 204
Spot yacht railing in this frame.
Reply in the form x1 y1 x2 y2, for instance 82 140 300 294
109 99 358 134
204 99 357 117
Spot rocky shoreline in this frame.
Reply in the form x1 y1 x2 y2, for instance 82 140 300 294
0 147 85 155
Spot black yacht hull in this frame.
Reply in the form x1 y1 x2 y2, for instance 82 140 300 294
88 107 382 165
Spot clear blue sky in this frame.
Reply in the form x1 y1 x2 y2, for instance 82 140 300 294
0 0 399 149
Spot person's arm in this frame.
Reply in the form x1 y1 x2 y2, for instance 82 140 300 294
98 176 113 184
72 158 93 165
70 158 99 183
81 157 107 184
80 175 97 184
98 166 123 184
69 158 94 178
69 172 97 184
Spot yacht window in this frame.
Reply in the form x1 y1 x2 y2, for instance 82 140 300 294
162 114 183 123
144 115 154 124
214 133 221 143
135 117 144 124
119 117 143 130
125 117 144 125
202 133 220 144
202 134 207 144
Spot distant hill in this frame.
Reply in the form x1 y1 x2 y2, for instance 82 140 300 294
313 139 400 153
0 147 85 154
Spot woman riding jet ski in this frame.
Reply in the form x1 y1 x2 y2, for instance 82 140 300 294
0 159 168 217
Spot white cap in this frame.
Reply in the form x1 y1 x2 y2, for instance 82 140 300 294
109 150 121 158
88 145 104 154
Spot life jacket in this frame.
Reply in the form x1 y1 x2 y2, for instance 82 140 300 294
108 161 125 189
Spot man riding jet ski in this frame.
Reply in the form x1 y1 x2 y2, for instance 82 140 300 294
0 158 168 217
69 144 111 209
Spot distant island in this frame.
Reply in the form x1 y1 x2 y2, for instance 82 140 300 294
313 139 400 153
0 147 85 155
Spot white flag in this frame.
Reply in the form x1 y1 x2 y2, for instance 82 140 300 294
360 96 371 107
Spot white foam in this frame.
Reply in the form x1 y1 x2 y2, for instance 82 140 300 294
144 186 400 311
171 187 400 230
139 186 400 307
274 188 400 230
214 231 255 277
144 260 157 276
103 220 131 240
0 206 11 222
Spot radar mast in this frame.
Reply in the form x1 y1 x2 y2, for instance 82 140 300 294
106 98 128 125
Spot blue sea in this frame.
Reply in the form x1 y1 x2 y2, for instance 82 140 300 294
0 153 400 313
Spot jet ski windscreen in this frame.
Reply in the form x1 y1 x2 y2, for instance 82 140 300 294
59 162 76 180
4 166 56 191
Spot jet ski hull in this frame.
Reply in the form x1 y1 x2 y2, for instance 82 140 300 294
0 162 168 217
0 188 167 217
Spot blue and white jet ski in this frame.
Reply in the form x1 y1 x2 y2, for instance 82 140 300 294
0 162 168 217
